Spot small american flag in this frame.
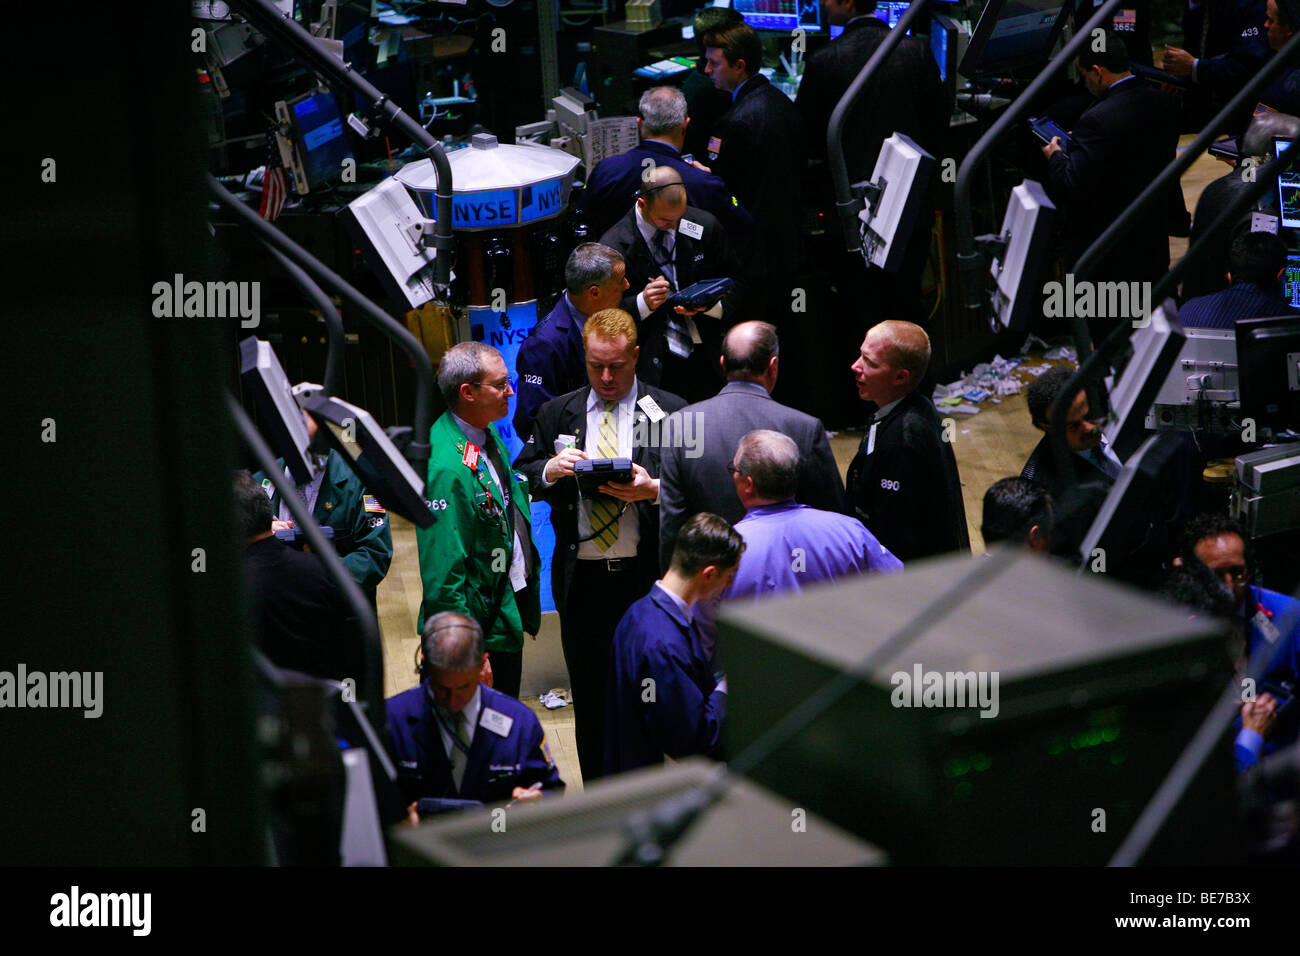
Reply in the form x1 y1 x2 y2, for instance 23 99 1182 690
259 128 288 221
1113 8 1137 24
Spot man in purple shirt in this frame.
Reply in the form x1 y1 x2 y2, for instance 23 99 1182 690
725 430 901 601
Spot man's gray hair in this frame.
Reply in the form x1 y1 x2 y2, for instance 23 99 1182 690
437 341 499 409
639 86 689 137
565 242 625 297
421 611 484 673
735 429 800 502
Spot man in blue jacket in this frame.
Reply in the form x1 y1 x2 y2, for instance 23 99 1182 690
1175 515 1300 770
580 86 754 247
386 612 563 815
514 243 629 438
605 513 744 775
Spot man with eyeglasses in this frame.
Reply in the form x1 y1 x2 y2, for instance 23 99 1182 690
418 342 540 698
1175 514 1300 770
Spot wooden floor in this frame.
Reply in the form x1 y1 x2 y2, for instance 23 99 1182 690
376 134 1227 792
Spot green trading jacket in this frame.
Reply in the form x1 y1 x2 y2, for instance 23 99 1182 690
254 449 394 593
416 411 541 652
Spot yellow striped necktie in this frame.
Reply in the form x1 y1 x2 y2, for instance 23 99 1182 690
591 400 620 551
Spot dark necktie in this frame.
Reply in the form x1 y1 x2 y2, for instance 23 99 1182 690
485 439 536 579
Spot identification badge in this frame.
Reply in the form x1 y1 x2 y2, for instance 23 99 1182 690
637 394 667 422
1250 212 1279 235
363 494 385 514
555 433 577 454
1253 609 1282 645
462 443 480 470
480 708 514 737
678 218 704 240
261 477 274 499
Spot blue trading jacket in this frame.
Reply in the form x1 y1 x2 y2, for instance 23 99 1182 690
386 684 564 804
605 585 726 775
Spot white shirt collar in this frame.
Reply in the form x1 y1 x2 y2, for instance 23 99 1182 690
435 684 482 741
635 205 672 249
587 379 640 415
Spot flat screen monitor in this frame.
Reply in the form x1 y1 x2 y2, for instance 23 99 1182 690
860 132 935 272
1236 314 1300 435
290 90 353 191
733 0 799 32
960 0 1069 77
1102 299 1186 461
239 337 314 485
989 179 1055 330
1277 138 1299 231
873 1 911 28
930 12 962 100
1285 253 1300 308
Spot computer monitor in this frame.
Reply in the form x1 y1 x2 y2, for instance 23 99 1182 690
989 179 1056 330
239 337 314 485
1236 313 1300 436
289 90 353 192
1102 299 1186 461
1277 138 1299 231
304 395 435 527
341 177 441 310
798 0 822 33
960 0 1069 77
873 1 911 28
860 133 936 272
1285 253 1300 308
733 0 800 32
930 12 962 101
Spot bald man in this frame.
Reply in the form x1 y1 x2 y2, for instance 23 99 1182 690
658 320 846 569
599 165 743 404
846 321 969 562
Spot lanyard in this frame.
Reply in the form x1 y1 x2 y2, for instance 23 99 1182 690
279 463 326 523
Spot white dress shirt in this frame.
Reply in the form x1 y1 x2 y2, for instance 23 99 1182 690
577 383 644 560
632 205 724 328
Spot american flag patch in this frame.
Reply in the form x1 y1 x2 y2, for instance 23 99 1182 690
363 495 386 514
1113 9 1136 24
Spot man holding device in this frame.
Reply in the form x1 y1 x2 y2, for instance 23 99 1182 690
514 309 687 780
599 165 744 404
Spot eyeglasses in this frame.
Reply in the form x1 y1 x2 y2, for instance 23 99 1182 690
472 376 516 392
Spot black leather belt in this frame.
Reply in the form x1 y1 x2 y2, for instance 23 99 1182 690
579 556 634 572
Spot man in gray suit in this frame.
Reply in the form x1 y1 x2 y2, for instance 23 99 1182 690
658 321 847 569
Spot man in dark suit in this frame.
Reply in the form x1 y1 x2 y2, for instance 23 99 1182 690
796 0 949 324
580 86 754 248
514 309 687 781
599 165 744 404
1020 367 1122 497
657 320 847 569
1042 32 1181 340
514 243 629 438
605 513 742 775
1180 229 1300 328
1019 366 1119 558
700 22 804 331
1165 0 1270 129
846 320 970 562
236 470 357 681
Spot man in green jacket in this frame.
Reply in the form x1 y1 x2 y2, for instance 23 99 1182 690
254 411 393 601
419 342 541 698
